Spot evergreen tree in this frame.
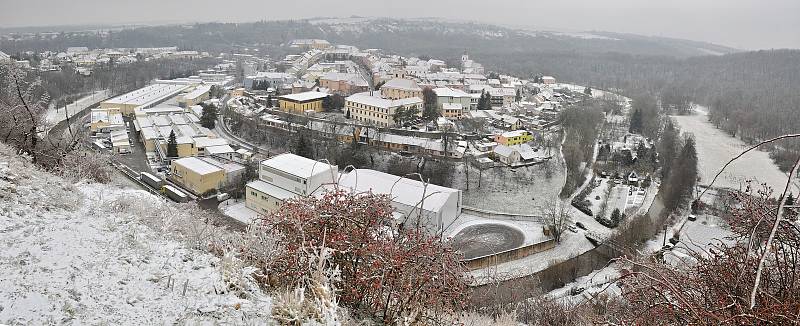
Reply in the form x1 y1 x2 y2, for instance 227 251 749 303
167 130 178 158
294 132 313 159
666 136 699 210
584 86 593 96
345 109 351 119
629 108 643 134
515 89 522 102
322 95 333 112
199 103 218 129
422 88 439 121
610 208 622 226
659 120 680 179
393 105 407 125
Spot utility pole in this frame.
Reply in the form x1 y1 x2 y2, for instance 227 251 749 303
662 225 668 247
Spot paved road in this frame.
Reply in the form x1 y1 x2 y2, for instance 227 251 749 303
215 95 276 154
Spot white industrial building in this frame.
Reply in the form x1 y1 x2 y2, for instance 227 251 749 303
334 169 462 234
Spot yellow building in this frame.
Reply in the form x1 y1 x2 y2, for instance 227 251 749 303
494 130 534 146
380 78 423 100
179 85 211 108
245 180 296 214
170 157 225 195
278 91 329 114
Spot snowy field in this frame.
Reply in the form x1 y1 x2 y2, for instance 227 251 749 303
0 148 272 324
671 106 797 194
461 149 565 215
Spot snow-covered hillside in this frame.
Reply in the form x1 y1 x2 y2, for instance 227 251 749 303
0 147 272 324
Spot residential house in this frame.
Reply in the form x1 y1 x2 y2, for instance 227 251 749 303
495 130 534 146
493 144 541 166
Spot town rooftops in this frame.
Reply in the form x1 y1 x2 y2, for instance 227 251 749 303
174 157 223 175
261 153 335 179
346 92 422 109
320 72 369 86
279 91 329 103
381 78 422 92
336 169 459 213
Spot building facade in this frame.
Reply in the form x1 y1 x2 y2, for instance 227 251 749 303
278 91 329 114
380 78 423 100
345 92 423 127
170 157 225 195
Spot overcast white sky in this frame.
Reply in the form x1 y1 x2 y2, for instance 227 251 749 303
2 0 799 50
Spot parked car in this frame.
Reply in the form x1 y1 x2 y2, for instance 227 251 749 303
570 286 586 296
568 225 579 233
688 214 697 221
575 222 587 230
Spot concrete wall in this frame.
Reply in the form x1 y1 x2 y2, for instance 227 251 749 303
463 238 557 270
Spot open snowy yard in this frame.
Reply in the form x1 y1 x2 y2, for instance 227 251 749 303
461 148 565 215
0 148 271 324
671 107 798 194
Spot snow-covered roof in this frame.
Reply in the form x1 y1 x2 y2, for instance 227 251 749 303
381 78 422 92
261 153 333 179
104 83 190 107
194 137 229 149
205 144 235 155
337 169 459 213
500 130 529 138
183 85 211 101
247 180 296 200
433 87 470 98
173 157 223 175
346 92 422 109
320 72 369 86
279 91 329 103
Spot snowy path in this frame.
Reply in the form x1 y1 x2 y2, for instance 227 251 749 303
44 89 111 131
671 106 798 195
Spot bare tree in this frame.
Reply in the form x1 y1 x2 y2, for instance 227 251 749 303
543 196 572 242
